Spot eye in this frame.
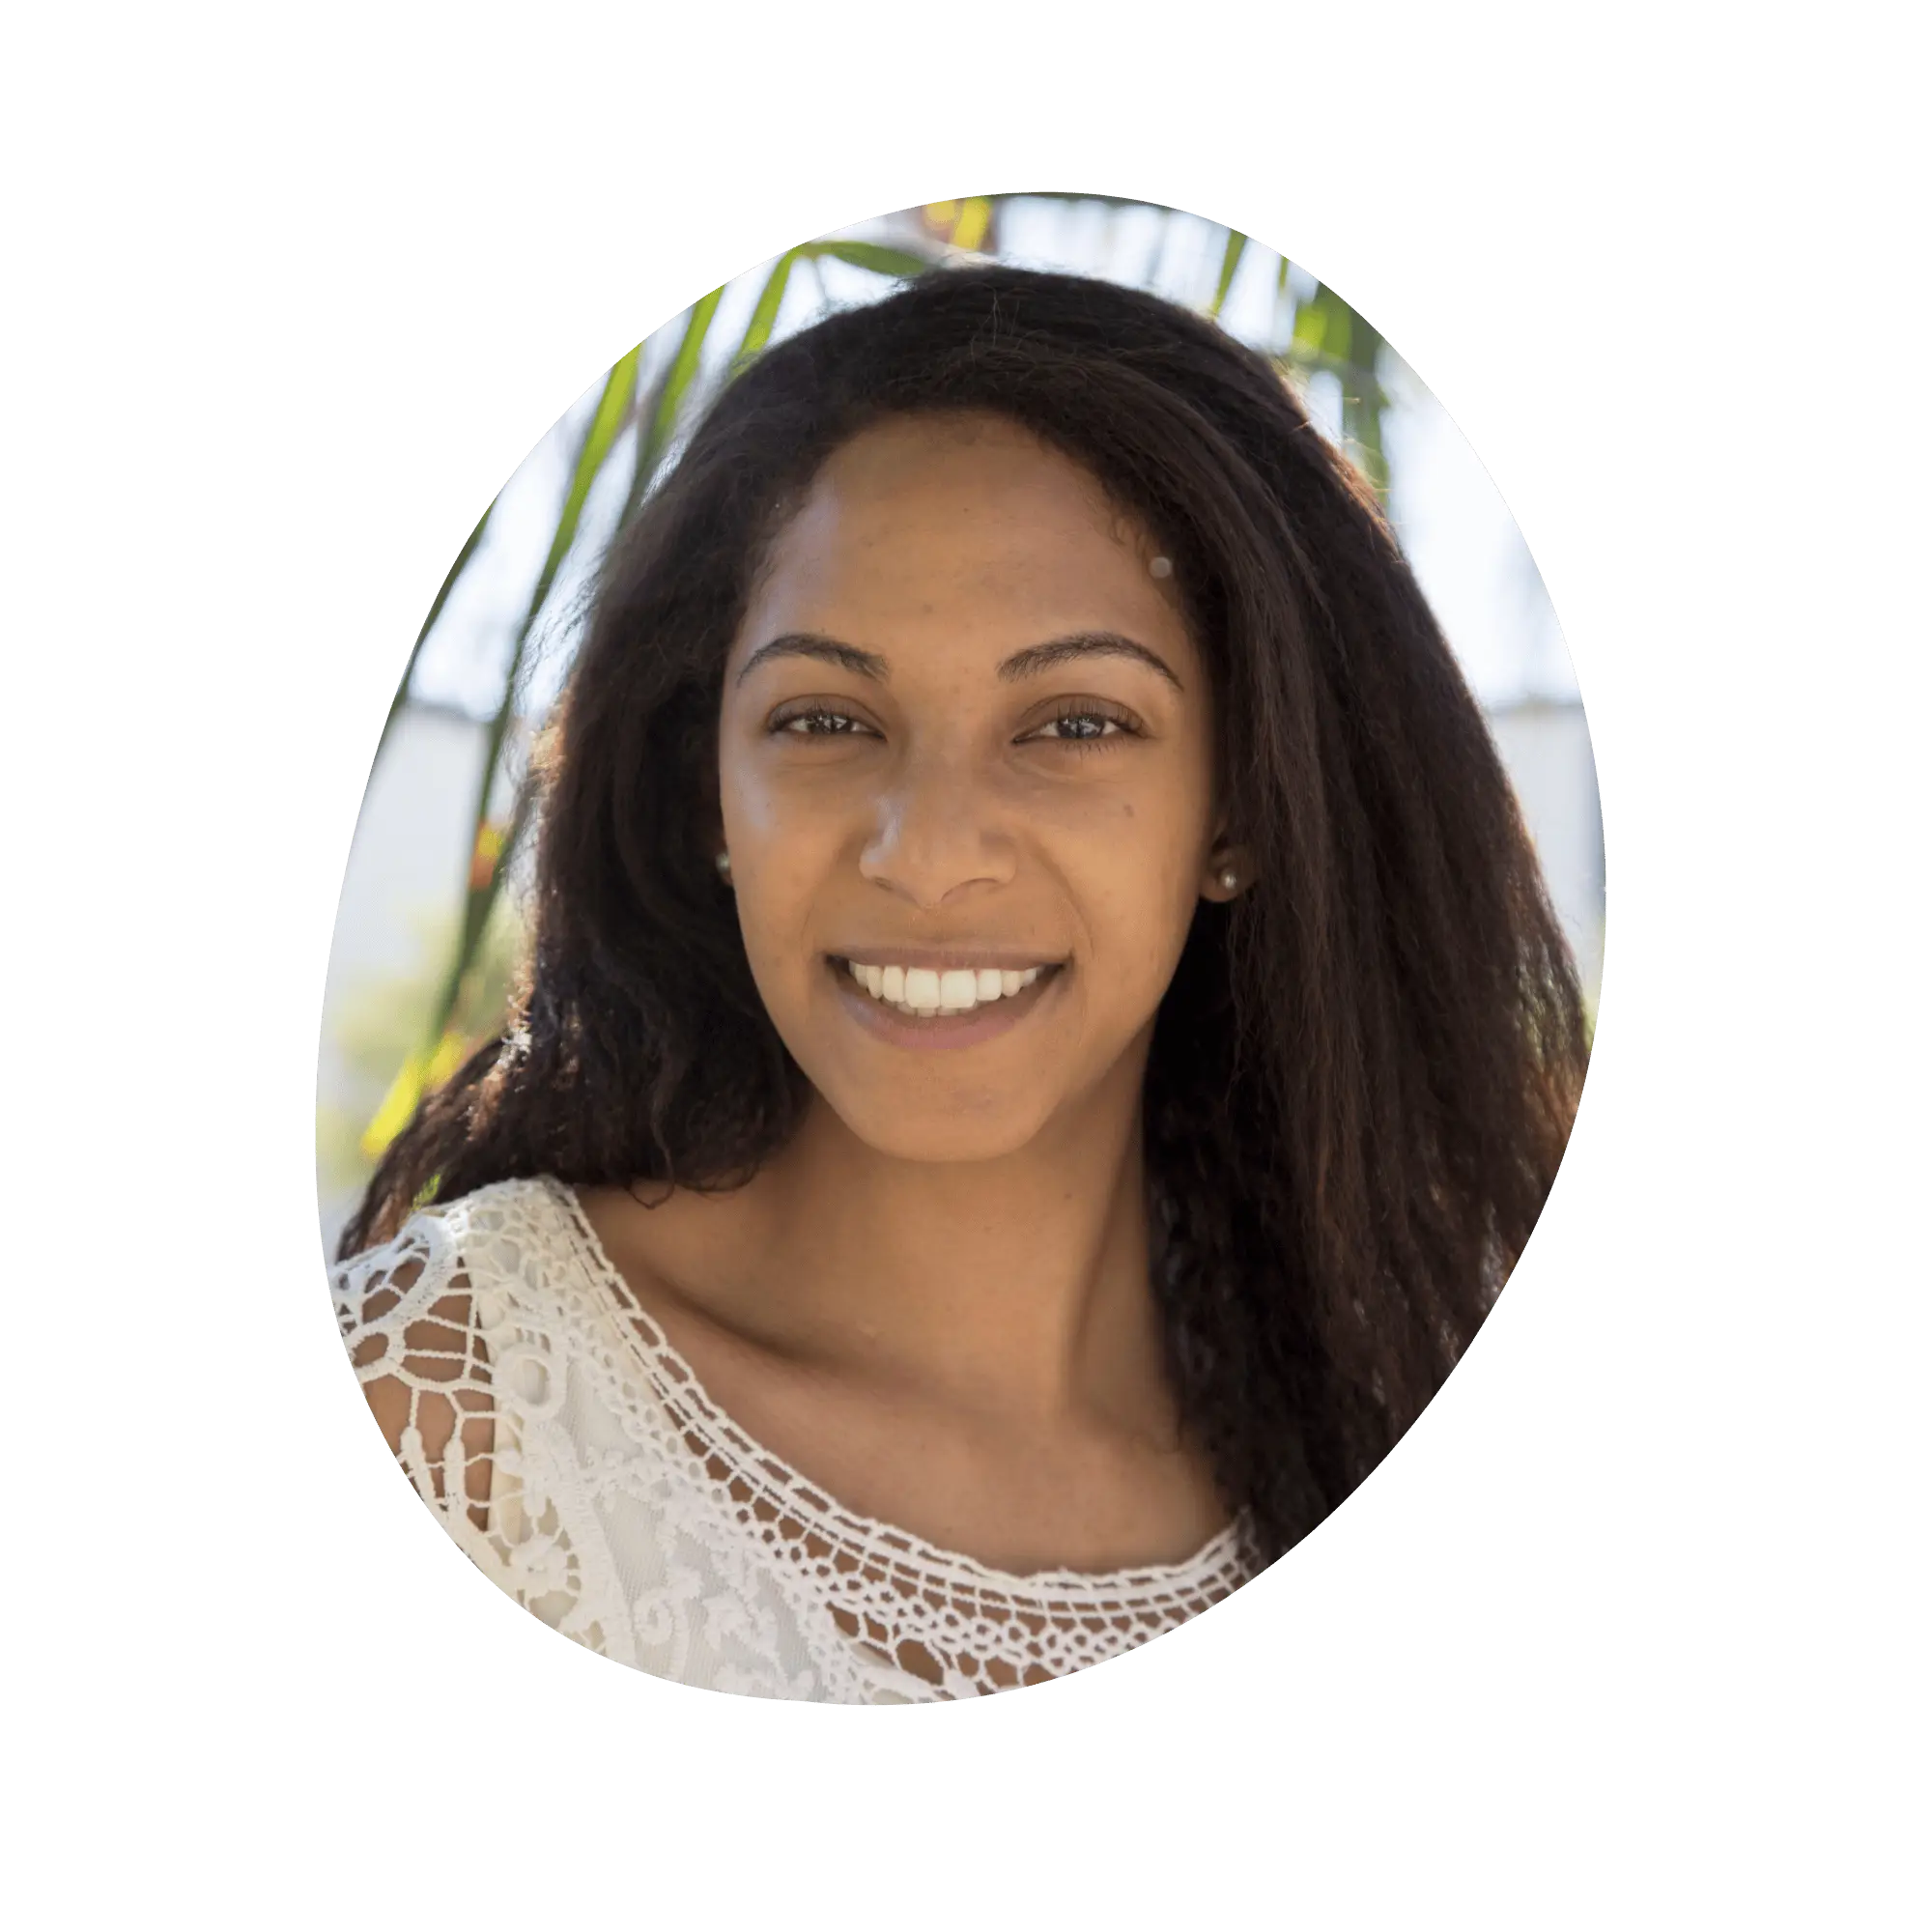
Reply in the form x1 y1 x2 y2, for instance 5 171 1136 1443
761 699 1136 750
1028 699 1144 750
765 707 873 742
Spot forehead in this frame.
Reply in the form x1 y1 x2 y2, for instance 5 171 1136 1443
738 412 1191 666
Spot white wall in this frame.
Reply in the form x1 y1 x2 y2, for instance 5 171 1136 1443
316 704 492 1245
319 695 1605 1237
327 702 1605 1021
1487 697 1605 1000
325 703 1607 1020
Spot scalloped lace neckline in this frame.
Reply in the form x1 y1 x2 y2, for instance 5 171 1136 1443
531 1175 1247 1597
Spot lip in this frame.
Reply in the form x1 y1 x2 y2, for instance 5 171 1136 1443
826 953 1065 1051
832 945 1066 973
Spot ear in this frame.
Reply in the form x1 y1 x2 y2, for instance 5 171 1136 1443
1200 839 1253 903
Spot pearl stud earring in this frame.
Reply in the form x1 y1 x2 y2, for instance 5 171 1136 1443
716 851 732 880
1218 867 1239 892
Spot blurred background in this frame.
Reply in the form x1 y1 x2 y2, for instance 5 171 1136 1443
317 193 1604 1254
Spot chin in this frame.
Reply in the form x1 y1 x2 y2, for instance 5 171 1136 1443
824 1091 1056 1167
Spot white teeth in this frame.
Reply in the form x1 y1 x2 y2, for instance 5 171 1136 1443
937 969 977 1007
843 959 1053 1016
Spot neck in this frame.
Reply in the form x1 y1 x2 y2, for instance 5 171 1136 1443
672 1052 1173 1435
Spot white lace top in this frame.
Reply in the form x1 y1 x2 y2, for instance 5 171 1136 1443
331 1176 1253 1702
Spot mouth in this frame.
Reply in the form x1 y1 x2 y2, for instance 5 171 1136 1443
823 954 1074 1059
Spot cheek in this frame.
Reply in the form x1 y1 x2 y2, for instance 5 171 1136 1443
717 738 781 848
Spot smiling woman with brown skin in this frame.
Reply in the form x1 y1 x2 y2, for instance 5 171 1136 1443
582 412 1235 1576
334 265 1588 1701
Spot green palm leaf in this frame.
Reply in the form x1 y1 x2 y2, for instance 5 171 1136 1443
365 345 643 1154
802 239 937 280
377 498 494 765
1208 229 1248 320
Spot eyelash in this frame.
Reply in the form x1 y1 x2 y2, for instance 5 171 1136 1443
768 701 1144 747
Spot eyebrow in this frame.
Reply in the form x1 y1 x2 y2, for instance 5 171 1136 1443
734 629 1182 692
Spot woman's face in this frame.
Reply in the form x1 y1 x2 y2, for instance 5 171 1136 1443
717 410 1236 1165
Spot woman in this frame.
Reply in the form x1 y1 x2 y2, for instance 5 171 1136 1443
333 263 1588 1702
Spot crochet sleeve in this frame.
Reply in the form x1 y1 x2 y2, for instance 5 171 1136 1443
331 1214 497 1535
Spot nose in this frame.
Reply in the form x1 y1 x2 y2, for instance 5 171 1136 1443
857 749 1018 910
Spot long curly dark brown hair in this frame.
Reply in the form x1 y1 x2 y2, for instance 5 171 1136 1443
342 263 1589 1564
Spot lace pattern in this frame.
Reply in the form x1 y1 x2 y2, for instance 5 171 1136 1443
333 1177 1253 1701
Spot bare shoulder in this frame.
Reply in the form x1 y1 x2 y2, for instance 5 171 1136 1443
332 1208 496 1528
